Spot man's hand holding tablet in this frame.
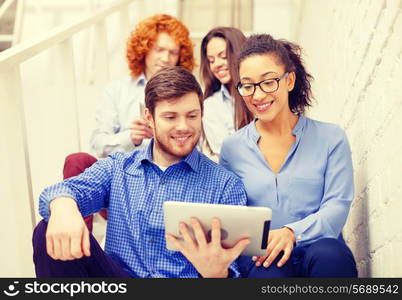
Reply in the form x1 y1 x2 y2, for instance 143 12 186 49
166 217 250 278
163 201 272 277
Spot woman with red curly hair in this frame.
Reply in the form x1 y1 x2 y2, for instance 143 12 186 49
127 14 194 79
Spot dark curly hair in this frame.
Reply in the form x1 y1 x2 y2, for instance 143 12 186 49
234 34 314 129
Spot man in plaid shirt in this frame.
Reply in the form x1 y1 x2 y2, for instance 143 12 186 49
33 66 250 278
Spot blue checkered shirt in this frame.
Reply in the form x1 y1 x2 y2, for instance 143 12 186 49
39 141 247 277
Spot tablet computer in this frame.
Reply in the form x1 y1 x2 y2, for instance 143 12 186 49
163 201 271 257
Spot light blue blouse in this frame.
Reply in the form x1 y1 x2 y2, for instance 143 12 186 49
220 115 354 246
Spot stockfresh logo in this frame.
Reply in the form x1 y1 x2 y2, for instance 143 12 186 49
3 281 20 297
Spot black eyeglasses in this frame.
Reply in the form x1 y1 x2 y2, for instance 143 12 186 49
236 72 289 97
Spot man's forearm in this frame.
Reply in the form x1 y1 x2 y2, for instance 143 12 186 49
49 197 79 214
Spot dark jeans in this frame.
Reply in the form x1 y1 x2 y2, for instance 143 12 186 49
237 238 358 278
32 220 131 277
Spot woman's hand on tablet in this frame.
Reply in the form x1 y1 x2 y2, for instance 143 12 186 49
166 217 250 278
252 227 295 268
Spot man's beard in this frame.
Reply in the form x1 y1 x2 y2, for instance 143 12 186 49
153 127 201 161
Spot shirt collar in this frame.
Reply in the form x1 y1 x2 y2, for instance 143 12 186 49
123 146 148 176
249 119 260 143
292 114 306 136
249 114 306 143
126 139 201 174
220 84 231 101
134 73 147 87
182 146 201 172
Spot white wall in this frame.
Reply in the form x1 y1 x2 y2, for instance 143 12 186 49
298 0 402 277
253 0 302 41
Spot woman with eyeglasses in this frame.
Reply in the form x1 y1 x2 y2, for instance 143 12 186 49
200 27 247 159
220 34 357 277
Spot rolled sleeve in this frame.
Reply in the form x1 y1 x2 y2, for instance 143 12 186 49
38 154 117 220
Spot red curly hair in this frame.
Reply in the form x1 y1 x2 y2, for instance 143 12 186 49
126 14 195 78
